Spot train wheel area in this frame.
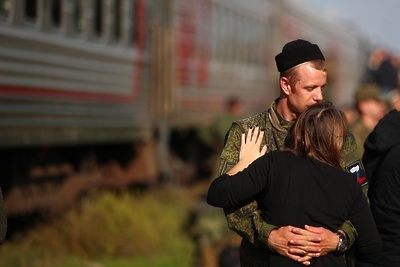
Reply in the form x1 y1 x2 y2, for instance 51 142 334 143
0 141 154 232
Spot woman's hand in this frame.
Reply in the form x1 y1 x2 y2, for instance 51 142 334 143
239 126 268 163
227 127 267 175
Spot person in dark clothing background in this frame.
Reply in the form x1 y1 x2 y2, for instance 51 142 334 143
364 48 399 98
208 103 382 266
375 55 398 96
363 109 400 267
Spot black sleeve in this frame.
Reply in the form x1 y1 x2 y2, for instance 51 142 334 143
348 184 382 264
207 155 270 208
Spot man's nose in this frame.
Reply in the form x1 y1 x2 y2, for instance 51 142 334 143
315 88 324 101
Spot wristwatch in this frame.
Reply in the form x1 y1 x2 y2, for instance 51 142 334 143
336 231 349 254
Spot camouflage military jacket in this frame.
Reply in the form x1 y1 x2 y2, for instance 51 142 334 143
218 100 366 266
350 119 371 156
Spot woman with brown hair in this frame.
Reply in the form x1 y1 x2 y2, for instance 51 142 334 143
207 102 381 267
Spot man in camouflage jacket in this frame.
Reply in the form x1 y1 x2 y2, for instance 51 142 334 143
217 39 367 266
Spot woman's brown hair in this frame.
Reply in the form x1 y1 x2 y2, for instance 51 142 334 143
286 102 348 169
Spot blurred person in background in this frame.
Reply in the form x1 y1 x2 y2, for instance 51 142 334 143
216 39 366 266
362 108 400 267
350 85 387 155
197 96 245 179
340 104 358 127
186 97 244 267
364 48 399 99
208 96 244 152
388 89 400 111
208 103 382 267
186 194 240 267
364 48 386 86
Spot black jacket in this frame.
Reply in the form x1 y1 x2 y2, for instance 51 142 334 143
363 109 400 266
208 151 381 267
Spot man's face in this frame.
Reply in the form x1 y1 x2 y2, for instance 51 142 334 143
288 64 327 116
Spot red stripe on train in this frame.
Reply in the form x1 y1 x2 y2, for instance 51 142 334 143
0 85 138 104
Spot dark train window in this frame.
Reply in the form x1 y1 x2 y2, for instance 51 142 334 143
73 0 83 33
211 3 219 61
25 0 37 23
94 0 102 36
0 0 10 20
131 0 138 44
114 0 121 40
51 0 61 28
213 5 224 62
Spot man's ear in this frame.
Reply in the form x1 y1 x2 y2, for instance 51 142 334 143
280 77 291 96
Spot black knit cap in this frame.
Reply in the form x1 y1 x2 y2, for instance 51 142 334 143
275 39 325 72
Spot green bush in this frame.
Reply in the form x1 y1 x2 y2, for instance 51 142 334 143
0 188 196 267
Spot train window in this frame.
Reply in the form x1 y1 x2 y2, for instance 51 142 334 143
237 14 245 65
25 0 37 23
114 0 121 41
94 0 102 37
225 10 234 63
244 18 253 65
72 0 84 34
231 11 240 64
220 9 231 62
219 8 238 64
247 20 262 65
255 21 267 66
51 0 61 28
211 4 220 61
130 0 139 44
217 7 227 62
197 0 210 61
240 17 251 65
0 0 10 20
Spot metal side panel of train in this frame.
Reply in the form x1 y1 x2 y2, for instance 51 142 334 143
0 0 151 148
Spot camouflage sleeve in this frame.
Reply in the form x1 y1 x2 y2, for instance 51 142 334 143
339 220 358 249
218 123 277 248
338 131 366 249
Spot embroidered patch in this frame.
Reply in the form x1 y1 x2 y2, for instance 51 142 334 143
345 160 368 186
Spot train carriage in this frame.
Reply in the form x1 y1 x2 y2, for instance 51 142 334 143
0 0 370 216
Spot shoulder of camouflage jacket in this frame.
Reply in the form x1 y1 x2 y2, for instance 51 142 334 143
220 110 269 163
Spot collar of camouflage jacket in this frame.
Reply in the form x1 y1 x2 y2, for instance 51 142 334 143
268 101 291 133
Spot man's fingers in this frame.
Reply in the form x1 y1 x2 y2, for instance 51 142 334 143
296 255 313 261
291 227 322 242
304 252 321 258
286 252 313 265
289 236 322 244
289 246 321 255
304 224 324 234
289 236 322 246
288 248 307 255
